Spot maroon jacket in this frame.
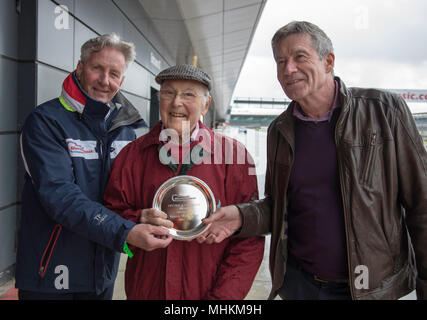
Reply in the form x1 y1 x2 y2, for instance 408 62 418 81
104 121 265 299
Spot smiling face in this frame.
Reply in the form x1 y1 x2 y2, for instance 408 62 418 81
274 33 334 106
159 79 210 140
76 46 126 103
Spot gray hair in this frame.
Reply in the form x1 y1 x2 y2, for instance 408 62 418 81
80 33 136 69
271 21 334 59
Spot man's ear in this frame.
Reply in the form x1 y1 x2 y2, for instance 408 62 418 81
324 52 335 74
119 75 125 87
201 95 211 116
76 61 83 80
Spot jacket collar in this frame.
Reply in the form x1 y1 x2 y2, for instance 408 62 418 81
60 72 112 118
60 72 87 113
274 101 295 150
333 76 351 139
335 76 351 113
274 76 350 146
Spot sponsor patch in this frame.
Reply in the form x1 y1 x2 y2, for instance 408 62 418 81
66 139 98 159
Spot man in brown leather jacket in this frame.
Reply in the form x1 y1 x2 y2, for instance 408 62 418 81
199 21 427 300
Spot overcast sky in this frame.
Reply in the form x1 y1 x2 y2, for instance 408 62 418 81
232 0 427 113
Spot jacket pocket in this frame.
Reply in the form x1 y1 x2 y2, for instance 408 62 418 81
39 224 62 278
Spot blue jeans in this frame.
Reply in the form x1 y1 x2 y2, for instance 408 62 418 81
279 257 352 300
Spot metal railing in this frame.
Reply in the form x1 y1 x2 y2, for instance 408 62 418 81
232 97 291 109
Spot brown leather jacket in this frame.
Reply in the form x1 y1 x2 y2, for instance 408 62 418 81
236 77 427 300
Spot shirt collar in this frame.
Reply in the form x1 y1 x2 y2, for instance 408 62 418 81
293 80 340 122
159 121 200 144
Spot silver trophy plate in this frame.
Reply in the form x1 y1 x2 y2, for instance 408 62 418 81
152 175 215 240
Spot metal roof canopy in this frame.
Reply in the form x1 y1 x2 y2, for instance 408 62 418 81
139 0 266 121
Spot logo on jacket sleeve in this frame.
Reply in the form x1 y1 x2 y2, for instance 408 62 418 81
66 139 98 159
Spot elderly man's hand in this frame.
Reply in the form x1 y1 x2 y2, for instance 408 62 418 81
126 224 172 251
140 208 174 228
197 205 242 244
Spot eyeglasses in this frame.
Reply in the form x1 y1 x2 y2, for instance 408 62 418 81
158 89 205 102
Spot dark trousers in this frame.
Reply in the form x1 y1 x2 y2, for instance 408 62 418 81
18 285 114 300
279 257 352 300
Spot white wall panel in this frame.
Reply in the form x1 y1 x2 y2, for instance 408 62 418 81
122 62 150 99
74 0 124 37
37 64 68 105
73 21 98 69
38 0 74 71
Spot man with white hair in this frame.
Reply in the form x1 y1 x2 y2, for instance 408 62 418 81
16 34 171 300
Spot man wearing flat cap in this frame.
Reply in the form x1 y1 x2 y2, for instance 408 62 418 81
104 64 265 299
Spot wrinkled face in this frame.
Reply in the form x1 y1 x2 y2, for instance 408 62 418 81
76 47 126 103
274 33 334 104
159 79 210 140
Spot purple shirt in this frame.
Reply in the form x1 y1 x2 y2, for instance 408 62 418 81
287 80 348 280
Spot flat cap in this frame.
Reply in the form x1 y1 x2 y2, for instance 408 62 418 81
155 64 212 90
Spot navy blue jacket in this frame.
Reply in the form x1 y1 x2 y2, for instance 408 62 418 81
15 73 146 294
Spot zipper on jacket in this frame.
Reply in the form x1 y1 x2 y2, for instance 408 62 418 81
99 139 104 158
363 132 377 184
334 108 355 300
98 138 111 199
99 139 106 188
39 224 62 278
80 113 117 199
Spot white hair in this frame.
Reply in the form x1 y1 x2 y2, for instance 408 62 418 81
80 33 136 69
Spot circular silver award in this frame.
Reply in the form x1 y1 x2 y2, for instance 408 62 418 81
152 175 215 240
